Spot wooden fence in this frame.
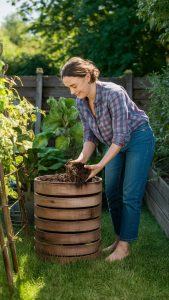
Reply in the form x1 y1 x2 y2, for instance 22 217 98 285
14 69 151 132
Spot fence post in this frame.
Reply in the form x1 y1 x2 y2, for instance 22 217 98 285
35 67 43 134
124 70 133 99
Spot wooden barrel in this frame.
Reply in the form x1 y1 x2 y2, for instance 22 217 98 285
34 176 102 263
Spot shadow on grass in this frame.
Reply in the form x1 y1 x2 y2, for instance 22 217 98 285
1 205 169 300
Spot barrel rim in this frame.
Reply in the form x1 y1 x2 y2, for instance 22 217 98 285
34 175 102 185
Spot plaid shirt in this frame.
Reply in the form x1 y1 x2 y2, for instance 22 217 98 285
76 81 149 147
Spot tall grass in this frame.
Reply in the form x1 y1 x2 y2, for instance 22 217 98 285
0 205 169 300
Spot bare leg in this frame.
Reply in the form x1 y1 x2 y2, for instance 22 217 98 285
102 236 119 253
105 241 130 262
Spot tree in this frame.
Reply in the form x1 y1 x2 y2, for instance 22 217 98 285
2 13 29 46
0 13 57 75
8 0 167 75
65 0 166 75
137 0 169 45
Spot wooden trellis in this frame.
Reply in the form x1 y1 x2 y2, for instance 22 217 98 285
0 162 28 291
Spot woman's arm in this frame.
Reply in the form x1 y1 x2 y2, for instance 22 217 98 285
72 141 96 163
98 143 122 167
72 104 98 163
85 143 122 179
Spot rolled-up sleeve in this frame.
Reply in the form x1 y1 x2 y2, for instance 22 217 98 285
78 109 99 146
109 91 131 147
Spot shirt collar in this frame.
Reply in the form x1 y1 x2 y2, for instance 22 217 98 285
95 81 102 107
77 80 102 106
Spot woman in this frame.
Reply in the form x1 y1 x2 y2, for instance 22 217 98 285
60 57 155 262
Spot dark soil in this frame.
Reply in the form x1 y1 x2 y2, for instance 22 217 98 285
38 162 99 183
65 161 90 183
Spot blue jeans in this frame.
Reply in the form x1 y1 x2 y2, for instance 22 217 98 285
105 122 155 242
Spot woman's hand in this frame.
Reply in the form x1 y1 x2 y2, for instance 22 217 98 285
84 163 104 181
69 158 84 164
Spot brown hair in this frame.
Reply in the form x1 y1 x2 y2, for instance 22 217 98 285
60 57 100 83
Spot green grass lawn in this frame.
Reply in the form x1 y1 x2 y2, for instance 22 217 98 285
0 205 169 300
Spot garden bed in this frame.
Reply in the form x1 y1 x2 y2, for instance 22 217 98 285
145 169 169 238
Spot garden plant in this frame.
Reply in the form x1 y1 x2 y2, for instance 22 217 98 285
0 49 37 198
148 67 169 183
23 96 84 181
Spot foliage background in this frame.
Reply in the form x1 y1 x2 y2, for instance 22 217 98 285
148 67 169 178
137 0 169 46
1 0 168 76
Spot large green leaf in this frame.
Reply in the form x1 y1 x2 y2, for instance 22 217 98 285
37 164 48 172
67 106 79 123
55 136 70 151
38 154 66 165
59 98 67 112
65 98 76 108
46 97 58 112
41 97 64 131
33 132 48 148
69 122 83 143
37 147 64 159
41 114 62 132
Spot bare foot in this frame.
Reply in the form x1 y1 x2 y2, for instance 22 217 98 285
102 239 119 253
105 241 130 262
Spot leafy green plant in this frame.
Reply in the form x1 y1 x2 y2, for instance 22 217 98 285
19 96 83 193
18 147 67 197
32 96 109 193
33 96 83 156
0 56 37 197
148 67 169 177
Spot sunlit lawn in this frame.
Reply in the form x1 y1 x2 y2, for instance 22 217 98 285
0 205 169 300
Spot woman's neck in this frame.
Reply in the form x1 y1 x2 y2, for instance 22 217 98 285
87 82 96 103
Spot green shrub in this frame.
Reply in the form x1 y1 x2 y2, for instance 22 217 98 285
6 53 59 75
0 57 37 197
23 96 83 184
33 96 83 156
148 67 169 177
